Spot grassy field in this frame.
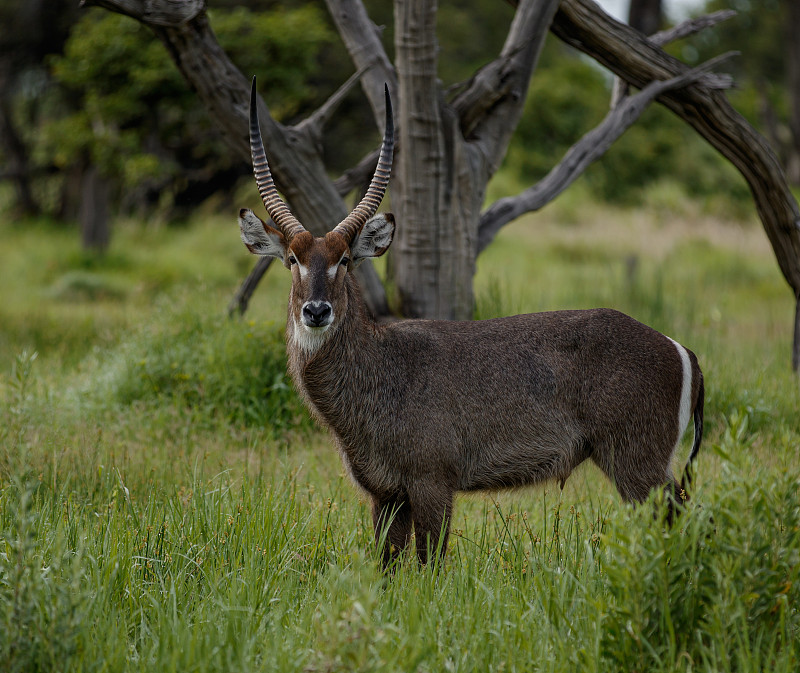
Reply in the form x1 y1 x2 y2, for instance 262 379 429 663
1 196 799 672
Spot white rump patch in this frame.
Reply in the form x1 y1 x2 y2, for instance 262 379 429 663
667 337 692 442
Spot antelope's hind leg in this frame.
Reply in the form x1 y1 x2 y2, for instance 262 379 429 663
591 441 679 504
372 496 413 568
409 485 454 566
592 443 687 522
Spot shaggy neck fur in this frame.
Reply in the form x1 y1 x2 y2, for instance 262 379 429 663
287 276 383 436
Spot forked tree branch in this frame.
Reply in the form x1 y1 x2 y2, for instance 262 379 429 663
298 65 371 145
477 53 736 253
82 0 391 318
324 0 397 129
611 9 735 107
333 147 380 198
551 0 800 371
650 9 736 47
79 0 205 26
450 0 560 174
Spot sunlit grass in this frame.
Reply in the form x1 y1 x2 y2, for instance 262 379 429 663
1 202 799 671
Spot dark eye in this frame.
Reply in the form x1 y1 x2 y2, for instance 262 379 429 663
288 255 297 265
340 256 350 267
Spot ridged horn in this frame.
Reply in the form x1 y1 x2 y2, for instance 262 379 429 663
249 77 305 242
332 84 394 244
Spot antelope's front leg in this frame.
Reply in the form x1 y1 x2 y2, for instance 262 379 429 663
371 496 412 568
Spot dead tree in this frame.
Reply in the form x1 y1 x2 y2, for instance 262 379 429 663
81 0 800 372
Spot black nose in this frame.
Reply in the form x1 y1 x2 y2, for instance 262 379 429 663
302 302 332 327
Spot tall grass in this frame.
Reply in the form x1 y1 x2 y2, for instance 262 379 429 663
1 208 799 671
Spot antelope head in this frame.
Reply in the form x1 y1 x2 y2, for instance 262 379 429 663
239 78 395 350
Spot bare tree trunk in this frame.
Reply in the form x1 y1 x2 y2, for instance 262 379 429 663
552 0 800 372
79 165 110 252
628 0 661 35
391 0 558 319
785 0 800 186
392 0 473 319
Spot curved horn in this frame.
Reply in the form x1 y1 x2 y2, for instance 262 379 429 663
249 77 305 241
332 84 394 244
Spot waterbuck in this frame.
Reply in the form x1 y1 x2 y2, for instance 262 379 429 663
238 80 704 566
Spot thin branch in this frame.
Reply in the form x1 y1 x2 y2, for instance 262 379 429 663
650 9 736 46
333 147 380 197
451 0 559 170
477 53 736 254
611 9 736 107
228 256 274 318
80 0 205 26
299 65 372 140
324 0 396 130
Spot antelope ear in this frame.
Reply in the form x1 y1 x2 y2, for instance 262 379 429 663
350 213 395 268
238 208 287 259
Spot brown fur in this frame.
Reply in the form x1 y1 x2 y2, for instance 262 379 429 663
240 76 703 566
281 265 704 566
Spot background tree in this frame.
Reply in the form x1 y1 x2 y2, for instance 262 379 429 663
691 0 800 186
76 0 800 371
0 2 337 250
0 0 78 217
2 0 799 368
628 0 662 35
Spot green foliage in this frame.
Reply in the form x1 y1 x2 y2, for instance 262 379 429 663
0 352 89 673
2 199 800 672
42 6 332 216
599 475 800 672
79 306 310 434
0 482 90 673
502 41 753 207
212 5 333 120
435 0 516 85
46 13 189 178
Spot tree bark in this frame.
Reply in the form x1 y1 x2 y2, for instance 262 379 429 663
390 0 558 319
81 0 390 317
628 0 661 35
392 0 468 319
552 0 800 371
80 165 110 252
610 9 735 108
324 0 397 127
785 0 800 186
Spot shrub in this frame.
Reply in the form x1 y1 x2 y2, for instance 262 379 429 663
76 304 310 435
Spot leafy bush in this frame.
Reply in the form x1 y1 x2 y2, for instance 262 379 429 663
599 471 800 672
78 305 310 435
